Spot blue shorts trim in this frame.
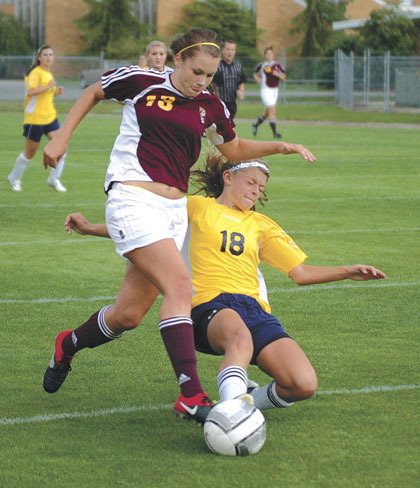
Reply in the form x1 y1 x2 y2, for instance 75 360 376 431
23 119 60 142
191 293 289 365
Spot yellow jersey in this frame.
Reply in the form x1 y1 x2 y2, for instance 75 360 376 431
185 195 307 313
24 66 57 125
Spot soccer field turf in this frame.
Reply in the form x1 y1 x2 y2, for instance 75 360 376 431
0 111 419 487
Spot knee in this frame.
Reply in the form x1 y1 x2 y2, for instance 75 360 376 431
294 372 318 400
166 274 192 304
227 328 253 357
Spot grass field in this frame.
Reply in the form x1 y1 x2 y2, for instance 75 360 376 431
0 105 419 488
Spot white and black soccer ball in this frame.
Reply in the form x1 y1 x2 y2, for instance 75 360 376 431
203 398 266 456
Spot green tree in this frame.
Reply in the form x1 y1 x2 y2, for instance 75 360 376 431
76 0 150 57
326 32 364 56
0 12 33 54
290 0 347 56
173 0 260 58
359 6 417 55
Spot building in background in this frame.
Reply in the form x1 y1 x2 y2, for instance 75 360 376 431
0 0 419 55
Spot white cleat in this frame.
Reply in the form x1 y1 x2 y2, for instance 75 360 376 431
235 393 255 405
47 178 67 192
7 175 22 191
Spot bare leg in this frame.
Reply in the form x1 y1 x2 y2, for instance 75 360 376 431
207 309 253 400
251 338 318 408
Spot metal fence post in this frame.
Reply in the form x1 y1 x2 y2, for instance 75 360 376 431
384 51 390 112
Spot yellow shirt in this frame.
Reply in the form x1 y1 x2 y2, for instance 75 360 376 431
186 195 307 312
24 66 57 125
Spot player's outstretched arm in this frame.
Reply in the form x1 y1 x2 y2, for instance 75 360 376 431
217 137 316 163
288 264 386 286
64 213 109 238
43 81 105 169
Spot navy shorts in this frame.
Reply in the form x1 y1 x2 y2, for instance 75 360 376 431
191 293 290 365
23 119 60 142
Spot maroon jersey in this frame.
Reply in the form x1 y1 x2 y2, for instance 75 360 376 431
102 65 236 193
255 61 285 89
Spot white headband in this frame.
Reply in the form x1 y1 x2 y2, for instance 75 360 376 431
229 161 270 174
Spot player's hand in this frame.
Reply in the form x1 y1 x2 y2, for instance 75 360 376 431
43 135 67 169
55 86 64 96
64 213 91 235
279 143 316 163
347 265 386 281
237 89 244 101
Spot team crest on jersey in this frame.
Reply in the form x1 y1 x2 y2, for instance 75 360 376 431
199 106 206 124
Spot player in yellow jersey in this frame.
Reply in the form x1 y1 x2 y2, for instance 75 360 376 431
62 154 385 415
7 45 67 192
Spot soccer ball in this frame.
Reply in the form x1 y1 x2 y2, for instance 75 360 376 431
203 398 266 456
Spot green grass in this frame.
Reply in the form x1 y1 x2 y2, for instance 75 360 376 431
1 99 420 124
0 110 419 488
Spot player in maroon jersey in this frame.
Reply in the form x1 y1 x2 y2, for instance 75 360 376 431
252 46 286 139
42 28 315 424
144 40 173 74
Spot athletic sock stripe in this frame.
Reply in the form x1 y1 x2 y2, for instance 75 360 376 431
268 380 293 408
98 306 121 339
159 316 193 330
217 367 248 387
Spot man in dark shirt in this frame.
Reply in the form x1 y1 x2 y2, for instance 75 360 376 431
213 40 246 119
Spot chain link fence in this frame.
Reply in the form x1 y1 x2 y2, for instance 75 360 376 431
1 53 418 110
336 50 420 111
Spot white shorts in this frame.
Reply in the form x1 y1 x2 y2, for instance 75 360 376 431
261 87 279 108
106 183 188 257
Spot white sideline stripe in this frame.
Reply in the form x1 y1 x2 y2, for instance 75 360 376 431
1 384 418 427
269 281 419 294
288 227 420 235
270 196 419 202
0 203 102 208
0 281 418 304
320 384 420 395
0 295 116 304
0 404 171 426
1 227 419 247
0 238 109 247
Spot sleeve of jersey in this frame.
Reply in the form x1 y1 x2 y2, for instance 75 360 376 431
259 217 307 275
255 63 262 74
205 97 236 145
26 70 41 90
101 65 153 102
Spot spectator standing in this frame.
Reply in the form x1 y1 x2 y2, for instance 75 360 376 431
213 40 246 119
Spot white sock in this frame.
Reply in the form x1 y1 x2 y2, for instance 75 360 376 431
9 153 30 180
49 153 66 180
217 366 248 401
250 380 294 410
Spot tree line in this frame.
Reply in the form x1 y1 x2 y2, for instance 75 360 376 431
1 0 419 57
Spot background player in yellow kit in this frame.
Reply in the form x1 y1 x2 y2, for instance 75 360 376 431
63 154 385 413
7 44 67 192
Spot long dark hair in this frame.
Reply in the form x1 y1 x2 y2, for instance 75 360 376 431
190 153 269 205
26 44 53 76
